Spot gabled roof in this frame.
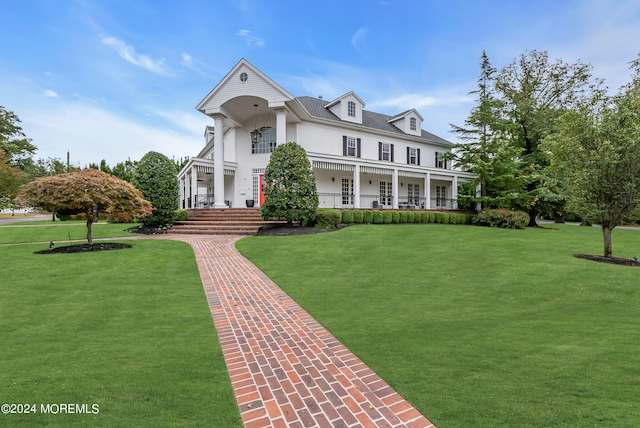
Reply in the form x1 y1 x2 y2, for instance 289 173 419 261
196 58 294 112
324 91 366 109
295 96 452 146
388 108 424 123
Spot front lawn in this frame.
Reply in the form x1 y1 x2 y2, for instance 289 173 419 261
236 224 640 427
0 232 242 427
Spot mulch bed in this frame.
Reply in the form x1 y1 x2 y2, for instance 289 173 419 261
36 243 133 254
257 224 349 236
126 225 167 235
573 253 640 267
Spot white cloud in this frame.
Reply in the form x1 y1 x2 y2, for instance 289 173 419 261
43 89 58 98
179 52 213 77
101 36 170 76
236 29 265 47
20 101 205 167
351 27 369 57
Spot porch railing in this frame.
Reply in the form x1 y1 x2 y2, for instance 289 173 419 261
318 193 458 210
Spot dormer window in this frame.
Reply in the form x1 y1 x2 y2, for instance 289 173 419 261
410 117 417 131
347 101 356 117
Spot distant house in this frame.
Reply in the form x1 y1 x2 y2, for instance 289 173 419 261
178 58 474 210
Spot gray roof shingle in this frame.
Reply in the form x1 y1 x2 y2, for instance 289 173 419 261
295 96 452 147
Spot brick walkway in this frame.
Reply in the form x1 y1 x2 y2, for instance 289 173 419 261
165 235 436 428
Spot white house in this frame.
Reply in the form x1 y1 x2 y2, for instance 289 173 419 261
178 58 474 210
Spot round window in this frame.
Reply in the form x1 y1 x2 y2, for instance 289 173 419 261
240 72 248 82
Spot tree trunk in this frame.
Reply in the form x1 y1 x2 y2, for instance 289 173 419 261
527 207 538 227
602 225 613 258
86 208 94 246
52 210 56 221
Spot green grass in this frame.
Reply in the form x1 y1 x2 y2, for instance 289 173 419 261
0 220 139 245
0 229 242 426
236 224 640 428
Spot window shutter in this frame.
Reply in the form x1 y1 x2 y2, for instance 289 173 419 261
378 142 382 160
357 138 361 158
343 136 347 156
407 147 410 164
435 151 439 167
417 148 421 165
391 144 395 162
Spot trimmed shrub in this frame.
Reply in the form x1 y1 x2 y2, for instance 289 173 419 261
417 212 427 223
353 210 364 224
342 210 354 224
175 209 188 221
406 212 414 223
391 211 400 223
434 212 443 223
261 142 318 225
473 208 529 229
362 210 373 224
427 212 436 223
315 209 341 228
398 211 407 223
132 151 179 227
440 213 450 224
383 211 393 224
372 210 383 224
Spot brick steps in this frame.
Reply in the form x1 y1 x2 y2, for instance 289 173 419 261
168 208 284 236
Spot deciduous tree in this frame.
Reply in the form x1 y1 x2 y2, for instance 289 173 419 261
0 105 37 167
15 169 152 245
261 142 318 225
542 56 640 257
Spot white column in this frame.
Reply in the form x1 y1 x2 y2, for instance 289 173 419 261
353 164 361 208
212 114 227 208
275 109 287 146
425 172 431 209
179 176 185 209
190 166 198 208
452 176 458 209
392 169 399 209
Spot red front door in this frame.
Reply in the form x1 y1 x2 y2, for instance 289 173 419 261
259 174 265 206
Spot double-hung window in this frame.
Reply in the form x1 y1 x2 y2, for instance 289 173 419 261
435 151 447 169
379 142 394 161
343 136 361 157
407 147 420 165
410 117 417 131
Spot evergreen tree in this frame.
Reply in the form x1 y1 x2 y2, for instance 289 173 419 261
132 151 179 227
261 142 318 224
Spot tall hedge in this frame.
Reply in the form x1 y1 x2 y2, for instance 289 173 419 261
261 142 318 224
132 151 178 227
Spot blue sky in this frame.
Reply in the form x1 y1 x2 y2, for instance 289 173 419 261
1 0 639 167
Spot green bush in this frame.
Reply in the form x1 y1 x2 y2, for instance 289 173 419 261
132 151 179 227
398 211 407 223
383 211 393 224
473 208 529 229
353 210 364 224
427 212 435 223
372 210 383 224
261 142 318 225
342 210 354 224
175 209 188 221
362 210 373 224
315 209 342 228
434 212 442 223
441 213 450 224
391 211 400 223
